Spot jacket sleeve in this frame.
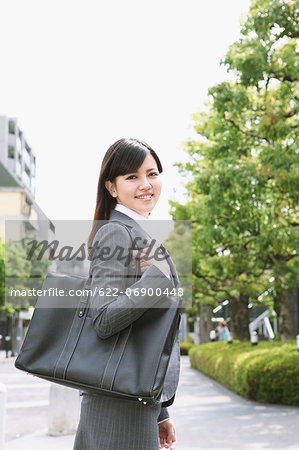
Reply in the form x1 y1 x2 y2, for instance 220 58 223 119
89 222 174 339
157 406 170 424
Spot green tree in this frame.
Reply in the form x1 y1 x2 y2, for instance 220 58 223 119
4 239 32 310
164 221 192 311
4 232 50 310
170 0 298 341
23 234 51 298
1 233 50 355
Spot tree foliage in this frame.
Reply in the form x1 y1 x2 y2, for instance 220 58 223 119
1 233 50 315
164 221 193 311
170 0 298 340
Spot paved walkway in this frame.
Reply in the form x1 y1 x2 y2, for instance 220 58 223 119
172 357 299 449
3 356 299 449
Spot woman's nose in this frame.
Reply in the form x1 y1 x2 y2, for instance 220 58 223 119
138 177 151 190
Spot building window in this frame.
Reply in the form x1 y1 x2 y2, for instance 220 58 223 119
8 120 16 134
8 145 15 158
24 164 30 176
25 142 31 156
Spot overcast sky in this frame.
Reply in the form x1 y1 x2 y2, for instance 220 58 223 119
0 0 251 221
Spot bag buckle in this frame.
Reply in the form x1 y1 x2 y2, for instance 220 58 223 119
78 298 89 318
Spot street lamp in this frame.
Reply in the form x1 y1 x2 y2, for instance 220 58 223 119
250 331 258 346
209 330 217 342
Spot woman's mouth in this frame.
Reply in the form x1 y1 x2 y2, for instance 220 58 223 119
135 194 153 201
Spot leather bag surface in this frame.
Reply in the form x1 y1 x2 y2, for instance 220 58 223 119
15 223 181 405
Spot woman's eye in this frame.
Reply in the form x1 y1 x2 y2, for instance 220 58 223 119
126 173 158 179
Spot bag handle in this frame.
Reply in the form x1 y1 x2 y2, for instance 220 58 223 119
79 222 140 318
88 220 140 281
115 221 141 281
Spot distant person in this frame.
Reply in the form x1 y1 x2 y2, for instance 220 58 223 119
216 321 230 341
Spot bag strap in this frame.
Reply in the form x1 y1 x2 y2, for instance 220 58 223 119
88 220 140 280
78 221 140 318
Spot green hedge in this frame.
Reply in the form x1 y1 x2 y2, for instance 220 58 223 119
180 342 194 355
189 341 299 406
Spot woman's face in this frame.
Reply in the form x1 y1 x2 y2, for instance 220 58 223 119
105 153 162 218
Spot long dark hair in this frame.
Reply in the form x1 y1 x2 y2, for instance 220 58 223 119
88 138 163 251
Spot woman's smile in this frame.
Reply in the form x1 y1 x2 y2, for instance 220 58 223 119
135 193 154 201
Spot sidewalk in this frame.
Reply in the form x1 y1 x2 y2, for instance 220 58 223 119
172 357 299 449
4 430 75 449
4 355 299 449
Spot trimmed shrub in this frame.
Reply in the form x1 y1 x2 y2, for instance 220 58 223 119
189 341 299 406
180 342 194 355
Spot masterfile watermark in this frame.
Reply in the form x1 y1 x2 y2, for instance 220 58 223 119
9 287 95 298
4 219 192 308
10 286 184 298
9 285 185 309
26 236 169 266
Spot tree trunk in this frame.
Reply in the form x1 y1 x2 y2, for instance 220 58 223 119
199 304 213 344
229 294 250 341
274 274 294 341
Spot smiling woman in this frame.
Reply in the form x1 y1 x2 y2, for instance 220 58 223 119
88 138 163 249
73 138 181 450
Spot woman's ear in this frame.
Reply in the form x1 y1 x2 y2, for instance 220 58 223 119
105 180 117 198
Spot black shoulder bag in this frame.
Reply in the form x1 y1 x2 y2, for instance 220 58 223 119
15 222 181 405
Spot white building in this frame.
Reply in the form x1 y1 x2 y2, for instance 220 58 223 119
0 115 54 241
0 115 56 354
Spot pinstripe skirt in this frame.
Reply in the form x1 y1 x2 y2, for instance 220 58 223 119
73 393 161 450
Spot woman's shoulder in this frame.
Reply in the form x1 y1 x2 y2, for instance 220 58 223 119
92 221 132 247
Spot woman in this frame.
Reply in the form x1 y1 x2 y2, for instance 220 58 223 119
73 138 181 450
217 321 230 341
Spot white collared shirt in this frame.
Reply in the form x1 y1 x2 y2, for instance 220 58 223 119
113 204 170 280
114 203 149 221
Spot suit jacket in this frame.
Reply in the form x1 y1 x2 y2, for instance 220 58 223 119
88 209 181 422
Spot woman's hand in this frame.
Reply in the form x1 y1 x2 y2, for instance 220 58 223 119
158 419 177 449
131 245 170 277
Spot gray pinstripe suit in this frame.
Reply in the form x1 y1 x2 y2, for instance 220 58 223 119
73 210 181 450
